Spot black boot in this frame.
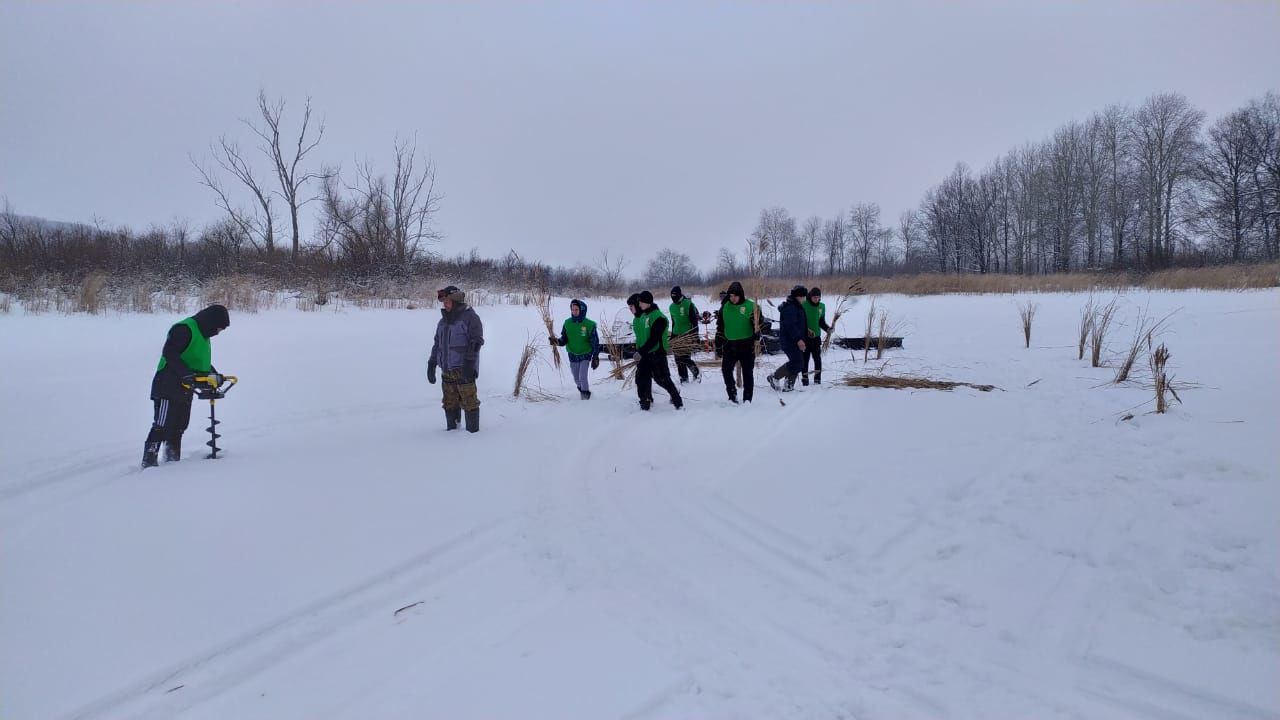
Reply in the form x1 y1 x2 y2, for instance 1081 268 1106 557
801 373 810 386
465 408 480 433
814 372 821 385
142 441 160 469
445 408 461 431
639 399 652 411
728 389 738 404
164 436 182 462
580 390 591 400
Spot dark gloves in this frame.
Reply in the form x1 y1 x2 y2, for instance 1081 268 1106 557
549 335 559 346
427 363 437 384
590 356 600 370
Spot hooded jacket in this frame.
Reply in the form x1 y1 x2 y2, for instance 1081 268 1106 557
150 304 229 400
429 301 484 376
777 294 808 347
720 281 758 342
556 299 601 362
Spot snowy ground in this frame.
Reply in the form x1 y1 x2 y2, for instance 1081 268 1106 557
2 289 1278 720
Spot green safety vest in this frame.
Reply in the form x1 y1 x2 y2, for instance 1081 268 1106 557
669 297 695 335
721 299 757 341
633 309 670 352
804 300 826 337
156 316 211 373
562 317 597 356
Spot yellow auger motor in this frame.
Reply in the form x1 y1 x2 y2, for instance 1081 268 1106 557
182 373 238 459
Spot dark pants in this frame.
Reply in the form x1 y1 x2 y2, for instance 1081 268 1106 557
637 352 681 408
721 338 755 401
673 331 700 382
146 395 193 446
773 344 805 381
803 341 822 380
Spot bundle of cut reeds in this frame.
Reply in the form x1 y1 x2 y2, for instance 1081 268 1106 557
513 338 539 398
532 283 561 369
842 372 997 392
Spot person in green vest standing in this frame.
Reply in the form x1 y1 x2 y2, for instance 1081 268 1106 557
668 286 701 384
630 291 683 411
719 281 758 404
550 298 601 399
801 287 832 385
142 303 230 468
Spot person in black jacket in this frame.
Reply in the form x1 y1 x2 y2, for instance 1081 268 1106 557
768 286 809 392
143 303 230 468
631 291 683 411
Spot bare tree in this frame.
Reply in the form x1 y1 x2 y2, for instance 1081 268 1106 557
593 250 630 288
1130 92 1204 267
245 90 327 261
848 202 883 275
898 209 921 270
821 214 846 274
190 136 276 253
387 136 441 264
801 216 822 277
644 248 698 288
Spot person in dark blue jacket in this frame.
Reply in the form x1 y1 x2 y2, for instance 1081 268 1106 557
768 285 810 392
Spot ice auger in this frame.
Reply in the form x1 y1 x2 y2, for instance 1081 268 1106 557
182 373 238 459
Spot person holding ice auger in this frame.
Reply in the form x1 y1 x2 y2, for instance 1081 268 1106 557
801 286 831 385
428 286 485 433
550 298 601 399
142 303 230 468
668 286 701 383
630 291 683 411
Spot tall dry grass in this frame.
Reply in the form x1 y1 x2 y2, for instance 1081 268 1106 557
1089 297 1119 368
1017 300 1038 349
1114 307 1175 384
1150 342 1172 413
862 298 877 362
1077 297 1096 361
77 273 107 314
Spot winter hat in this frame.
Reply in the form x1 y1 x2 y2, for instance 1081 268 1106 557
638 290 655 306
670 286 683 300
790 285 808 299
193 303 230 337
808 286 822 298
626 293 641 308
726 281 746 299
437 285 465 304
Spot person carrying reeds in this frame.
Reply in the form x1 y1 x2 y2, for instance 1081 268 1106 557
668 286 702 384
142 303 230 468
550 298 601 400
427 285 485 433
719 281 758 404
801 287 831 386
768 285 809 392
630 291 683 411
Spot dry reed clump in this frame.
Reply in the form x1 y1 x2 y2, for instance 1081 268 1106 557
77 273 108 314
199 275 275 313
861 297 878 362
1077 296 1095 360
513 338 539 398
1114 307 1175 384
531 282 561 369
874 308 904 360
1149 342 1175 413
1017 300 1038 349
822 283 861 352
1089 297 1119 368
667 331 701 359
842 372 998 392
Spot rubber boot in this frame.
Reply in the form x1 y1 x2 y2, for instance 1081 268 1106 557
142 441 160 469
445 408 461 431
465 408 480 433
164 436 182 462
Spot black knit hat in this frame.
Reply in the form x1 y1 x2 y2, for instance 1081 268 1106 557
626 293 641 307
638 290 654 305
808 286 822 297
790 285 808 299
670 285 682 299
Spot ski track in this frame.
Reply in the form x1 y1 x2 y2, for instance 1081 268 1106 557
59 519 517 720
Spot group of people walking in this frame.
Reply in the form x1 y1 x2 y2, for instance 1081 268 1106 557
141 282 831 466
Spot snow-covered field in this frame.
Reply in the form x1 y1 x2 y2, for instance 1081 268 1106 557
2 289 1278 720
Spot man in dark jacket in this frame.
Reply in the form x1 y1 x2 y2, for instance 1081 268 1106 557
143 303 230 468
428 286 485 432
768 286 809 392
719 281 758 403
668 286 701 383
551 298 601 399
631 291 683 411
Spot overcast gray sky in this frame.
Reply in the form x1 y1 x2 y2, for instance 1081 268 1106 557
2 1 1277 270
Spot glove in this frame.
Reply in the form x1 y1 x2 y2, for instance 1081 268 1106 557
590 356 600 370
427 363 437 384
462 366 477 383
549 335 559 346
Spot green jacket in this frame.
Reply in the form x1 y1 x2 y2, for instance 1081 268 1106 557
633 308 670 353
157 317 211 373
669 297 698 336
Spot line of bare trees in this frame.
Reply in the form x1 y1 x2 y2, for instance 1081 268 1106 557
712 91 1278 279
